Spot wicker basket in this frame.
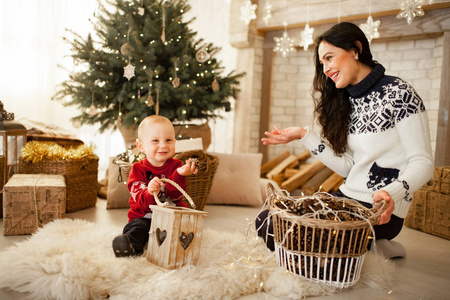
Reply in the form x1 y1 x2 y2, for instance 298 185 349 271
18 157 99 213
267 183 384 288
174 150 219 211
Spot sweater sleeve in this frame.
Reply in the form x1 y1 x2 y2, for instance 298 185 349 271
383 110 434 218
127 163 158 219
300 127 354 178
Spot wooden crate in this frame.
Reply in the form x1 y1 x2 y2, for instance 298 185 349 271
146 205 208 269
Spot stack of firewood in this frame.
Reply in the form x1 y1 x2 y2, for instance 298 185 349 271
261 150 344 195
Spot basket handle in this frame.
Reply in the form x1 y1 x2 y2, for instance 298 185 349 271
153 178 196 209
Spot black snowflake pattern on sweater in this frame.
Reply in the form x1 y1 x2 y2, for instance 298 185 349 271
311 139 326 155
349 79 425 135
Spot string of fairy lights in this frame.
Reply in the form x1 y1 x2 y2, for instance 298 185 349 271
240 0 436 56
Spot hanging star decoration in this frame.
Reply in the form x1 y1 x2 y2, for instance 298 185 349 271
299 24 315 51
123 62 135 80
274 27 295 57
359 16 380 43
240 0 257 25
396 0 426 24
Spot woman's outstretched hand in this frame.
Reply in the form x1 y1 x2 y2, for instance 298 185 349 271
261 126 306 145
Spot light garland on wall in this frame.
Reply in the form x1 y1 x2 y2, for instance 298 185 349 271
273 23 295 57
240 0 257 25
359 0 380 43
298 1 314 51
397 0 435 24
262 0 272 25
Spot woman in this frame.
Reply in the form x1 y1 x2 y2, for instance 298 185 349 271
258 22 434 258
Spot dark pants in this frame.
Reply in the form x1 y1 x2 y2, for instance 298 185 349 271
256 191 404 251
123 217 152 255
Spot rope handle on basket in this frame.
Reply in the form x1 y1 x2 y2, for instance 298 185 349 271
153 178 196 209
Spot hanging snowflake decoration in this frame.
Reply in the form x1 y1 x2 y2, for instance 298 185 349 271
359 16 380 44
263 2 272 25
123 63 135 80
274 27 295 57
299 24 314 51
240 0 257 25
396 0 425 24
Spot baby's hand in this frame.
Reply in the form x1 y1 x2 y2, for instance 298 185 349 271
148 177 163 194
177 158 199 176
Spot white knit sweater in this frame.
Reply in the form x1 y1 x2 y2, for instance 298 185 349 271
300 65 434 218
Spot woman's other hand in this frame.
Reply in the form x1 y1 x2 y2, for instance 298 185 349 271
261 126 306 145
373 190 395 225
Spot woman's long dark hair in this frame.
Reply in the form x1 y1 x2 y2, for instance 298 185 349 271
312 22 378 155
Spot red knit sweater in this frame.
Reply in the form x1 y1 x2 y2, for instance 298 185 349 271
126 157 187 221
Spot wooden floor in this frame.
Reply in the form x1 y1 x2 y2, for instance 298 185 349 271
1 198 449 299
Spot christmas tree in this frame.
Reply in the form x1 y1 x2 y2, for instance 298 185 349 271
53 0 243 132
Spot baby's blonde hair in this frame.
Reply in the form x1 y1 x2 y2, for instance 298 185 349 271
138 115 174 140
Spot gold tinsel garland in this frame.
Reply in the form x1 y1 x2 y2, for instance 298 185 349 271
20 141 97 163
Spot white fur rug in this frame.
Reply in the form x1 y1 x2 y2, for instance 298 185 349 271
0 219 395 299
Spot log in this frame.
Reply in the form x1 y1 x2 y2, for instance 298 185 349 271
320 172 344 193
261 150 291 176
281 160 325 192
296 149 311 162
266 154 298 179
331 178 345 193
284 168 300 178
302 167 334 195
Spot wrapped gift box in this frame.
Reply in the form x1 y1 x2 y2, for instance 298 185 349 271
3 174 66 236
432 166 450 194
405 186 450 240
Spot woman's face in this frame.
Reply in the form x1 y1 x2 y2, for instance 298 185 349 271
318 41 362 89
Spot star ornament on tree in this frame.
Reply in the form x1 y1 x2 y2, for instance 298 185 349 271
123 63 135 81
274 30 295 58
359 16 380 44
396 0 425 24
299 24 314 51
240 0 257 25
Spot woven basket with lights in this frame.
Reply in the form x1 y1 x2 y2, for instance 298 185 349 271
266 183 386 288
18 141 98 213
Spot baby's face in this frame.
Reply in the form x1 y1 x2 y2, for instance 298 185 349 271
138 122 176 167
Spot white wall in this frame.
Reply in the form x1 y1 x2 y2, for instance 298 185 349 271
0 0 237 178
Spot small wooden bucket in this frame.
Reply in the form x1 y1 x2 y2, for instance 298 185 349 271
267 183 385 288
146 178 208 269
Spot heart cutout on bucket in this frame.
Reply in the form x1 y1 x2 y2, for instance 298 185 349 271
179 232 194 250
156 228 167 246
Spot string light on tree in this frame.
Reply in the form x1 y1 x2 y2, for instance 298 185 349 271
359 0 380 44
273 23 295 58
240 0 257 25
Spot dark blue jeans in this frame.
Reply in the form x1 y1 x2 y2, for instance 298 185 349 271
123 217 152 255
255 191 404 251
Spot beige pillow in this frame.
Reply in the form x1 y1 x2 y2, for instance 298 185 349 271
106 157 131 209
206 152 263 206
